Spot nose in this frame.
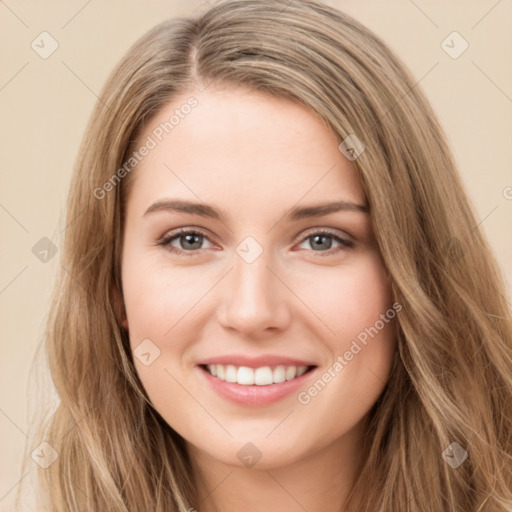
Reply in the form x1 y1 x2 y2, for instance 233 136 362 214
216 248 292 337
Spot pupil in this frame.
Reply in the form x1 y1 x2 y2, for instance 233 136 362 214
182 234 202 250
312 234 332 250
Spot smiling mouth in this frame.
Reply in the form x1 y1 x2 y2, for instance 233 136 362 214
199 364 317 386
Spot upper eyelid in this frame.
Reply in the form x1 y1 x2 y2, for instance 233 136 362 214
298 226 352 240
161 226 352 248
166 226 215 240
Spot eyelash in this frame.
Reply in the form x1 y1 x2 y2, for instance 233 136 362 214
158 227 354 257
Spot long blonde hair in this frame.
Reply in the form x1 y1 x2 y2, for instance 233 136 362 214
18 0 512 510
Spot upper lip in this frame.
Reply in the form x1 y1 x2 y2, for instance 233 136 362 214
197 354 317 369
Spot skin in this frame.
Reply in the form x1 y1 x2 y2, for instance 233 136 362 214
118 84 397 511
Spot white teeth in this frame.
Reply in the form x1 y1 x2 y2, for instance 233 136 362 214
273 365 286 383
285 366 297 380
237 366 255 385
205 364 311 385
296 365 308 377
254 367 273 385
225 365 237 383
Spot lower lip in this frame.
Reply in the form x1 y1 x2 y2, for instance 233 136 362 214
197 366 317 407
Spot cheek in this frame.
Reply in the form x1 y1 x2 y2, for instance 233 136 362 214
295 254 396 416
301 252 393 343
121 258 209 416
121 252 213 346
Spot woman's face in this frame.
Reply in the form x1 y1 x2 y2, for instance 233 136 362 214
120 86 397 469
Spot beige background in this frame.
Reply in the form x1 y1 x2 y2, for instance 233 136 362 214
1 0 511 509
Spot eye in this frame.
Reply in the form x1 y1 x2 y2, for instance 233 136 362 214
158 227 354 257
159 228 214 255
296 229 354 256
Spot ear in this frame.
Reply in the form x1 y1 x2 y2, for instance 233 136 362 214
112 284 129 331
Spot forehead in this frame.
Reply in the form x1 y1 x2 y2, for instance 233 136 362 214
127 86 366 212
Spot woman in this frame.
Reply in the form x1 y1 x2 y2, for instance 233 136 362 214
19 0 512 510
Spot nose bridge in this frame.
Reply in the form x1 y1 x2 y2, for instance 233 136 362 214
217 240 290 334
233 248 272 299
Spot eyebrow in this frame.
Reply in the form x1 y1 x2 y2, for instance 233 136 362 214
143 198 369 221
